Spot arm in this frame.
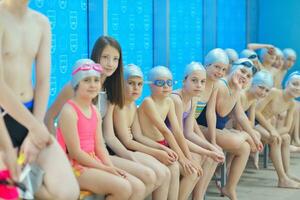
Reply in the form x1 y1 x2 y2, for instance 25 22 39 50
141 99 186 159
248 101 256 127
113 105 160 157
206 88 218 145
59 104 107 170
44 83 74 134
255 89 278 133
102 103 135 161
94 110 113 166
33 16 51 122
277 102 296 135
247 43 274 51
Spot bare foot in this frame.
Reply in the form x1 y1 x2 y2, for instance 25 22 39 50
221 186 237 200
278 178 300 189
287 174 300 183
290 145 300 153
250 152 259 170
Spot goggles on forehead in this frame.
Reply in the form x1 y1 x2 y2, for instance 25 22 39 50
235 61 258 75
248 54 257 60
72 63 103 75
152 79 173 87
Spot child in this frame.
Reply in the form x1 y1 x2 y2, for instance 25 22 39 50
45 36 156 197
240 49 263 70
255 71 300 189
138 66 201 200
197 56 260 200
170 62 224 200
57 58 136 199
114 64 175 200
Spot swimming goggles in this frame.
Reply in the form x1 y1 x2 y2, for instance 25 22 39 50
248 54 257 60
72 63 103 75
153 79 173 87
234 61 258 75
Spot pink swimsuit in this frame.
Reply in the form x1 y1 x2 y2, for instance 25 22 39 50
56 100 103 176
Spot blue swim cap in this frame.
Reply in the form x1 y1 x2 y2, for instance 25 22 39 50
124 64 143 80
285 71 300 88
251 70 273 88
240 49 258 61
71 58 102 88
148 66 172 82
259 48 268 62
225 48 239 63
204 48 229 66
275 47 284 58
184 61 205 78
283 48 297 60
231 58 257 75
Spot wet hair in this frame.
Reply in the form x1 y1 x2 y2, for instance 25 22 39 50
251 70 273 88
91 36 125 108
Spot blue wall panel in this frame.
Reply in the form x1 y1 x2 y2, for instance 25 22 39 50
169 0 203 89
30 0 88 106
107 0 153 103
217 0 246 52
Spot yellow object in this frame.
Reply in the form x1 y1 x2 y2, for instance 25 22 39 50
17 153 25 165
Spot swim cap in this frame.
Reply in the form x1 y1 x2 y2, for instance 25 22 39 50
251 70 274 88
124 64 143 80
225 48 239 63
283 48 297 60
275 47 284 58
71 58 102 88
148 66 172 82
240 49 258 61
184 61 205 78
204 48 229 66
231 58 257 75
285 71 300 88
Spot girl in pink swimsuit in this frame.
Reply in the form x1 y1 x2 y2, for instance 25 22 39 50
56 58 133 199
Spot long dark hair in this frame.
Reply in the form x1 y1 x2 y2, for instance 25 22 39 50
91 36 125 108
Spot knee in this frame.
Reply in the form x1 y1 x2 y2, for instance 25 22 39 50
53 184 80 200
238 142 251 155
169 161 180 176
130 178 146 198
282 134 291 144
184 170 199 183
142 167 157 187
156 165 171 186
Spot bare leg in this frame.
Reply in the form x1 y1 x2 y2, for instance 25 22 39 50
256 126 300 188
110 156 151 199
34 138 79 200
178 163 199 200
78 168 132 200
133 152 170 200
193 155 217 200
167 162 180 200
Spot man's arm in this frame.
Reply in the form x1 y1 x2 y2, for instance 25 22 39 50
33 15 51 121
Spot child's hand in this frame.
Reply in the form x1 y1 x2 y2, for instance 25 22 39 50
104 166 127 179
28 123 52 150
154 150 174 165
2 147 20 182
20 137 40 164
178 157 196 176
210 151 225 163
191 159 203 176
163 147 178 161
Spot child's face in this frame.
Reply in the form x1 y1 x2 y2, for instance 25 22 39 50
125 77 143 101
252 85 270 99
284 57 296 69
184 71 206 96
77 76 101 99
232 67 253 89
151 76 173 97
273 56 284 69
100 45 120 77
206 63 228 81
287 78 300 98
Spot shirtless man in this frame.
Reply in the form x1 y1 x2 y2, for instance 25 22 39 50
255 71 300 188
0 0 79 199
